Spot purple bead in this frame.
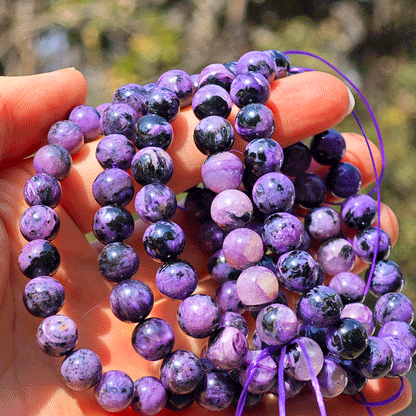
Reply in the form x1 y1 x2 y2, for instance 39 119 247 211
61 349 102 391
23 276 65 317
24 173 62 208
33 144 72 180
341 194 377 230
317 357 348 398
298 324 329 355
192 84 233 120
374 293 414 326
18 239 60 278
223 228 264 270
206 326 248 370
353 226 391 263
143 82 156 92
190 74 199 91
37 314 78 356
135 183 177 223
184 187 216 223
223 61 237 76
98 242 140 282
201 152 243 193
328 272 366 304
92 168 134 207
251 329 269 351
157 69 195 108
132 318 174 361
294 172 326 209
194 116 235 155
113 83 147 117
143 220 185 262
211 189 253 231
218 312 248 336
198 63 235 92
110 279 153 323
230 72 270 108
281 142 312 177
341 303 375 336
131 376 168 416
131 146 173 186
296 285 343 328
378 321 416 356
298 229 311 252
133 114 174 150
198 221 224 252
341 360 368 395
95 134 136 170
208 249 241 283
366 260 404 297
263 49 290 79
92 205 134 244
20 205 60 241
155 260 197 300
69 105 102 141
96 102 111 115
177 294 221 338
244 138 284 176
235 103 275 142
325 162 362 198
317 238 355 276
166 390 197 411
47 120 84 155
310 129 346 166
94 370 134 412
143 87 180 123
269 373 305 400
261 212 304 255
100 103 139 141
160 350 204 394
383 337 412 377
216 280 245 314
236 51 275 83
305 207 341 240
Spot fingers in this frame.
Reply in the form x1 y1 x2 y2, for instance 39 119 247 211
0 68 87 166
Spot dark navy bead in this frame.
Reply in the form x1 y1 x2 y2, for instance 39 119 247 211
294 172 326 209
281 142 312 177
325 162 362 198
244 138 283 176
192 85 233 120
234 103 274 142
184 187 216 223
194 116 234 155
311 129 346 166
143 87 180 123
133 114 174 150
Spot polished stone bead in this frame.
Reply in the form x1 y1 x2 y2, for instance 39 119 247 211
223 61 237 76
317 357 348 398
317 238 355 276
294 172 326 209
113 83 147 117
341 194 377 230
325 162 362 198
143 82 157 92
96 133 136 170
96 102 111 115
192 84 233 120
218 312 248 336
216 280 245 314
281 142 311 177
341 303 375 336
310 129 346 166
383 337 412 377
263 49 290 79
208 249 241 283
374 292 414 326
33 144 72 180
341 360 368 395
157 69 195 108
236 50 275 83
353 226 391 263
304 206 341 240
131 376 168 416
190 74 199 91
24 173 62 208
235 103 275 142
197 221 224 252
298 324 329 355
47 120 84 154
184 187 216 223
100 103 139 141
20 205 60 241
166 390 197 411
366 260 404 297
269 373 305 400
328 272 366 304
198 63 235 92
230 72 270 108
133 114 174 150
69 105 102 141
244 138 283 176
143 87 180 122
378 321 416 356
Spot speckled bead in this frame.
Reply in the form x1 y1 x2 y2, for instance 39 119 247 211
216 280 245 314
113 83 147 117
192 84 233 120
95 370 134 412
383 337 412 378
341 194 377 230
310 129 346 166
269 373 305 400
96 134 136 170
190 74 199 90
61 349 102 391
263 49 290 79
33 144 72 181
143 87 180 122
208 249 241 283
230 72 270 108
353 226 391 263
328 272 366 304
236 50 275 83
374 292 414 326
317 238 355 276
133 114 174 150
244 138 284 176
20 205 60 241
47 120 84 155
24 173 62 208
100 103 139 141
37 314 78 356
143 82 157 92
110 279 154 323
131 377 168 416
281 142 312 177
378 321 416 356
341 360 368 395
157 69 195 108
235 103 275 142
298 324 329 355
18 239 60 278
198 63 235 92
305 207 341 240
96 102 111 115
166 390 197 411
198 221 224 252
317 357 348 398
366 260 404 297
92 205 134 244
69 105 102 141
218 312 248 337
341 303 375 336
294 173 327 209
160 350 204 394
325 162 362 198
131 147 173 186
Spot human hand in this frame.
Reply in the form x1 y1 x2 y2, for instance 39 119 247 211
0 68 411 416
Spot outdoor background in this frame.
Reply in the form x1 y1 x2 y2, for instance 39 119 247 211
1 0 416 412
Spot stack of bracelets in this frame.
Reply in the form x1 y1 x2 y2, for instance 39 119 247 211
17 49 415 416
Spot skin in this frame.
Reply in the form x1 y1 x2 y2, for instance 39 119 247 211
0 68 410 416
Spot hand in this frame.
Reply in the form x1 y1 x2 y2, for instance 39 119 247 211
0 68 411 416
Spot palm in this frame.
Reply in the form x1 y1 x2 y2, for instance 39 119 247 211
0 69 410 416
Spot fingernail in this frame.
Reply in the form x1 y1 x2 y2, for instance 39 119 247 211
347 87 355 114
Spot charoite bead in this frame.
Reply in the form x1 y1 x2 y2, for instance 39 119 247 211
244 138 284 176
95 133 136 170
192 84 233 120
310 129 346 166
218 312 248 336
19 205 60 241
366 260 404 297
304 206 341 240
263 49 290 79
143 87 180 122
24 173 62 208
208 249 241 283
341 193 377 230
69 104 102 141
325 162 362 198
383 337 412 377
156 69 195 108
33 144 72 180
216 280 245 314
281 142 311 177
317 357 348 398
340 303 375 336
378 321 416 356
317 238 355 276
47 120 84 154
230 72 270 108
131 376 168 416
353 226 391 263
198 63 235 92
133 114 174 150
100 103 139 141
113 83 147 116
328 272 366 304
374 292 414 326
236 50 275 83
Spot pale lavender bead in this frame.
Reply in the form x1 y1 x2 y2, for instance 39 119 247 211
37 315 78 356
218 312 248 336
20 205 60 241
96 102 111 115
383 337 412 377
208 249 241 283
317 238 355 276
378 321 416 356
198 221 224 252
305 207 341 240
143 82 156 92
131 376 168 415
216 280 245 314
24 173 62 208
328 272 366 304
244 138 284 176
341 303 375 336
191 74 199 90
211 189 253 231
269 373 305 399
198 63 235 92
317 357 348 398
33 144 72 180
113 83 147 116
47 120 84 155
236 51 275 83
95 370 134 412
61 349 102 391
206 326 248 370
201 152 243 193
374 293 414 325
353 226 391 263
100 103 139 141
367 260 404 297
95 134 136 170
157 69 195 108
235 103 275 142
341 194 377 230
69 105 102 141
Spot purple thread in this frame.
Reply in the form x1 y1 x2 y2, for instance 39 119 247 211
358 392 375 416
84 294 111 316
278 345 288 416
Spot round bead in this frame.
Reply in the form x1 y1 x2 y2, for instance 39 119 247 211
24 173 62 208
340 303 375 336
304 206 341 240
61 349 102 391
198 221 224 252
383 337 412 377
328 272 366 304
92 205 134 244
198 63 235 92
98 242 140 282
317 357 348 398
281 142 311 177
133 114 174 150
298 324 329 355
341 194 377 230
18 239 60 278
294 173 326 209
235 103 275 142
236 50 275 83
184 187 216 223
374 293 414 326
166 391 197 411
218 312 248 337
342 361 368 395
223 61 237 76
244 138 284 176
96 102 111 115
208 249 241 283
131 146 174 185
100 103 139 141
325 162 362 198
23 276 65 318
94 370 134 412
310 129 346 166
20 205 60 241
378 321 416 356
216 280 245 314
143 220 185 262
366 260 404 297
157 69 195 108
95 133 136 170
143 83 156 92
269 373 305 400
33 144 72 180
353 226 391 263
230 72 270 108
110 279 154 323
160 350 204 394
191 74 199 90
113 83 147 117
47 120 84 154
263 49 290 79
37 315 78 356
131 377 168 416
155 260 197 300
317 238 355 276
69 105 102 141
132 318 174 361
192 84 233 120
